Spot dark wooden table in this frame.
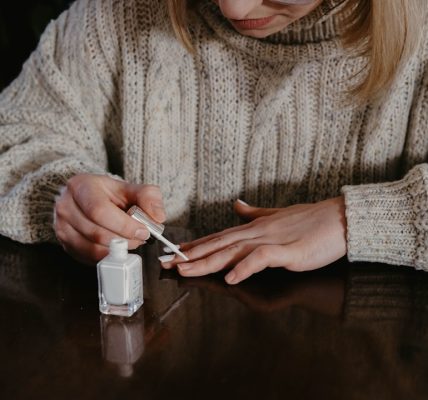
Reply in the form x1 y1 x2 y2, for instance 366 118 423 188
1 227 428 400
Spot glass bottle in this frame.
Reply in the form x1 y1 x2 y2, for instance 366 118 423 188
97 238 143 317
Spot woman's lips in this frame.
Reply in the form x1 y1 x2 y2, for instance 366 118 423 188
231 15 276 30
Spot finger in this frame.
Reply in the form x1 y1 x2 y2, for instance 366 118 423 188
56 222 109 265
71 186 150 242
163 226 260 269
55 192 145 249
225 244 289 285
183 228 259 263
234 199 279 221
179 222 253 252
176 240 256 277
127 184 166 223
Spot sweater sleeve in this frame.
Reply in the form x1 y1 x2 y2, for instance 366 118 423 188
0 0 116 243
341 56 428 271
342 165 428 270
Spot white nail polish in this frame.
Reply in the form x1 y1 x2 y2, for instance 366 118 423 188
237 199 249 206
128 206 189 261
97 238 143 317
163 245 180 254
158 254 175 263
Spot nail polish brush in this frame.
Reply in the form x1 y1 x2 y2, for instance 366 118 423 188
127 206 189 261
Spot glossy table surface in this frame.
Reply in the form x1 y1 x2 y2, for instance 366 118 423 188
1 227 428 400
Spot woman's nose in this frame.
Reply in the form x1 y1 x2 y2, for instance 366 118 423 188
217 0 263 20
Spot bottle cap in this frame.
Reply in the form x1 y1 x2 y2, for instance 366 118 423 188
109 238 128 260
127 206 165 236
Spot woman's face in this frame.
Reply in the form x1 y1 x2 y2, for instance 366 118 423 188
213 0 324 38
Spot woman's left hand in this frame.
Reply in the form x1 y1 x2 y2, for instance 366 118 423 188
161 196 348 285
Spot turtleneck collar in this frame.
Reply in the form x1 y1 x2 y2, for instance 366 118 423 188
195 0 349 63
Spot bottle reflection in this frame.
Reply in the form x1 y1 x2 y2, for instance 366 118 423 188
100 313 145 378
100 291 189 378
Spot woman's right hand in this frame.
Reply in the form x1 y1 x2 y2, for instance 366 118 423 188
54 173 166 265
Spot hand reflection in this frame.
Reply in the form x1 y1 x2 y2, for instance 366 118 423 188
173 269 345 317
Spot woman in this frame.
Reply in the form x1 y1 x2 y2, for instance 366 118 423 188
0 0 426 285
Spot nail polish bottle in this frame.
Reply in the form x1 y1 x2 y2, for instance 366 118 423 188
97 238 143 317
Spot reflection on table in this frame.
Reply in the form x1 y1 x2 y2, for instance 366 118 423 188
1 227 428 400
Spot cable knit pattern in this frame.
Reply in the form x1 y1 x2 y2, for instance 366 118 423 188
1 0 428 271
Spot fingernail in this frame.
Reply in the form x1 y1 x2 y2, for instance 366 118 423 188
237 199 249 206
158 254 175 263
225 271 237 284
163 245 180 253
178 263 191 271
135 229 150 241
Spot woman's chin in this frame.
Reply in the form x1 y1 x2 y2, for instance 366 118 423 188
236 29 274 38
232 24 292 39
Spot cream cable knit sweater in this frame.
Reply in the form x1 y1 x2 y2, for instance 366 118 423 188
0 0 428 271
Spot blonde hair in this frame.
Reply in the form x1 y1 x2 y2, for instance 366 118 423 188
167 0 425 102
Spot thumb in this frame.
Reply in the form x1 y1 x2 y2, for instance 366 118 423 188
127 184 167 223
234 199 279 221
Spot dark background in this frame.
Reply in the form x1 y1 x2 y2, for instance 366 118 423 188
0 0 71 90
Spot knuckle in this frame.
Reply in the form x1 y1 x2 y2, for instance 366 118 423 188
138 184 161 198
279 243 302 272
89 227 107 245
287 261 303 272
54 199 68 220
255 245 272 260
288 252 305 272
194 257 210 271
209 236 225 249
204 256 219 271
53 215 62 232
285 257 298 271
225 244 240 253
184 245 202 260
66 174 86 192
240 240 254 253
55 229 67 242
85 201 104 221
184 247 195 259
67 174 102 198
118 221 136 240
